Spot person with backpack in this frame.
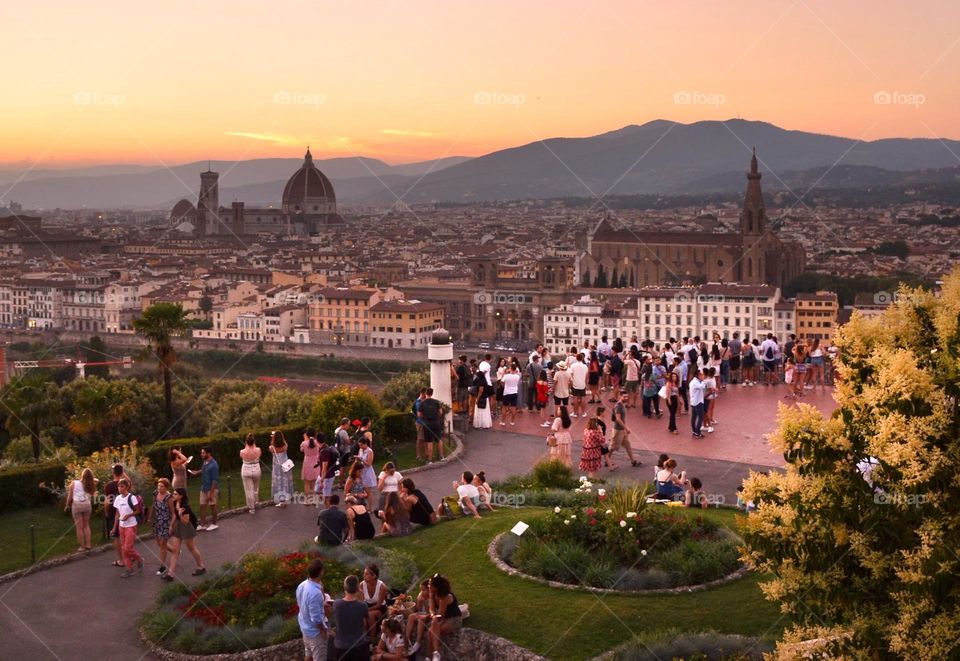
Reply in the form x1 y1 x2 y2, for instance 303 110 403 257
111 478 143 578
316 433 341 508
418 388 445 462
412 390 427 462
334 418 355 468
760 333 779 386
525 354 543 413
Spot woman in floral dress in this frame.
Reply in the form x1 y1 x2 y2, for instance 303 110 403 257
149 477 174 576
269 430 294 507
578 417 604 478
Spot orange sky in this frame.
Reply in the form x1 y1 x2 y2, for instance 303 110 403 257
1 0 957 167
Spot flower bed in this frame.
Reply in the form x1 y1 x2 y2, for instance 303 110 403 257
141 545 417 655
498 484 742 591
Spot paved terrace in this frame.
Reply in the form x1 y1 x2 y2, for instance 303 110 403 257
0 385 836 660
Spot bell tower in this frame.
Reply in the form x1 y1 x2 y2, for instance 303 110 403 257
739 149 766 283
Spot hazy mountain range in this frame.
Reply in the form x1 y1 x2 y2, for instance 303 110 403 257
3 119 960 210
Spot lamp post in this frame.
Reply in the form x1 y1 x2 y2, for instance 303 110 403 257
428 329 454 435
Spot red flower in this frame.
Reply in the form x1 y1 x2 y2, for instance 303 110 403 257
590 518 597 526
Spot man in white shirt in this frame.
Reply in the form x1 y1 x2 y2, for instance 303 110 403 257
760 333 779 386
453 471 481 519
499 364 522 427
568 354 589 418
551 361 572 416
529 343 544 365
689 369 706 438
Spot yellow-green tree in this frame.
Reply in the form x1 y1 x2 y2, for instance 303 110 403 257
740 270 960 660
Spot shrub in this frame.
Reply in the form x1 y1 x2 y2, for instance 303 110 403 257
0 461 67 513
309 386 382 439
529 458 578 490
612 567 672 591
379 369 430 411
583 557 616 589
613 630 773 660
67 441 156 505
605 482 650 522
380 409 416 445
657 538 741 585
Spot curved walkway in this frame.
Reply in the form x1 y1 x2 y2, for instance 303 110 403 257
0 386 835 660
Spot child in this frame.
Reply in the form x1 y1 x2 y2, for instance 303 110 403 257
684 477 707 508
783 357 796 399
373 617 407 660
536 370 551 427
405 580 431 655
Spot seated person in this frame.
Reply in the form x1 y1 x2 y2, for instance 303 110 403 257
373 617 407 661
684 477 708 509
361 563 389 635
427 574 462 659
345 495 376 541
405 580 431 656
400 478 436 526
380 491 412 537
451 471 481 519
473 471 495 511
654 453 670 480
316 494 348 545
655 458 687 500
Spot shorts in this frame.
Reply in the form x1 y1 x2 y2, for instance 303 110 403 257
588 373 601 385
441 616 463 633
416 425 425 442
611 429 631 451
199 488 218 506
535 400 545 410
811 356 825 366
763 360 776 372
610 375 621 387
571 387 586 397
302 633 327 660
319 477 335 497
503 393 518 407
730 356 741 370
553 395 569 406
743 355 756 368
794 364 808 374
424 424 443 443
457 387 469 400
625 380 639 393
71 500 92 517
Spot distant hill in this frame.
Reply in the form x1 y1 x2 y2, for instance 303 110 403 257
4 119 960 209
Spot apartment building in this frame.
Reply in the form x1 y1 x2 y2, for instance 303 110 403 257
542 296 604 355
369 300 445 349
795 291 839 343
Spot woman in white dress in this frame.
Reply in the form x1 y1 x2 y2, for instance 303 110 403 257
472 366 493 429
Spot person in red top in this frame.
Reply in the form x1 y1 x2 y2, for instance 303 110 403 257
535 371 551 428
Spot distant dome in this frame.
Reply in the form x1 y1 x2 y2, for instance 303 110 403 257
282 148 336 215
170 198 196 222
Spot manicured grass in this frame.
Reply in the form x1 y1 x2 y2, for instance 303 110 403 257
384 439 456 472
376 507 784 661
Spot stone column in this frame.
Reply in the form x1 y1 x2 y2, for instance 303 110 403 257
428 328 453 434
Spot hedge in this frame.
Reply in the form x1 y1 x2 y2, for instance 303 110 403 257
146 422 310 477
381 409 417 445
0 461 67 513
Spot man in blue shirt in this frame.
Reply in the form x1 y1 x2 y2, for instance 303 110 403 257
296 559 331 661
189 447 220 531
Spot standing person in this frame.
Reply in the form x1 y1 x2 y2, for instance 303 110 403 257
689 368 707 439
111 479 143 578
270 430 294 507
317 434 340 508
728 332 742 385
357 435 377 502
466 361 479 425
607 350 623 403
296 559 332 661
472 367 493 429
568 353 589 418
65 467 96 551
240 433 262 514
169 448 189 490
333 575 371 661
761 333 779 386
454 355 470 416
610 393 641 467
673 356 689 415
587 350 602 404
147 477 173 576
703 367 719 433
551 360 572 417
578 417 604 479
809 338 825 387
499 363 521 427
623 349 642 409
783 334 797 376
719 338 731 389
334 418 356 469
525 354 543 414
792 342 808 397
103 464 126 566
189 447 219 531
412 389 427 462
418 388 445 461
664 371 680 435
161 487 205 581
549 406 573 467
427 574 462 661
594 406 616 471
300 428 321 505
535 370 551 427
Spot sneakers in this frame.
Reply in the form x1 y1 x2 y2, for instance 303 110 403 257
408 641 420 655
692 432 705 439
705 426 715 433
313 535 319 544
156 565 167 576
499 421 506 426
540 421 551 427
570 412 578 418
192 567 207 576
120 570 134 578
195 524 207 531
205 524 219 531
432 652 441 661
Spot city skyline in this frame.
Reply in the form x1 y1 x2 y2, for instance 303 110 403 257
2 0 958 167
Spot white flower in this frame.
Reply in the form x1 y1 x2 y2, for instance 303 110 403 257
626 511 636 518
641 549 647 556
564 519 570 525
597 488 606 497
570 514 576 519
579 476 588 482
629 527 634 532
605 509 612 514
554 506 561 513
620 520 627 528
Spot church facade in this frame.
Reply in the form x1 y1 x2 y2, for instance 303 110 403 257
170 148 343 237
579 151 804 288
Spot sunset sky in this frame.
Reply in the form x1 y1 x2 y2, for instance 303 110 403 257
2 0 958 167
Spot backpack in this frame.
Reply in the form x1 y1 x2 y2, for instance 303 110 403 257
127 494 144 526
765 344 774 360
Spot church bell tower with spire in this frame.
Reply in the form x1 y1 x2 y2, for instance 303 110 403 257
739 149 766 284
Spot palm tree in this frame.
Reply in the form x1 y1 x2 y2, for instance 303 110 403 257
134 302 188 435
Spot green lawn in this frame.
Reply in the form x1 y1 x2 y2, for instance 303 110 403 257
376 507 784 661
